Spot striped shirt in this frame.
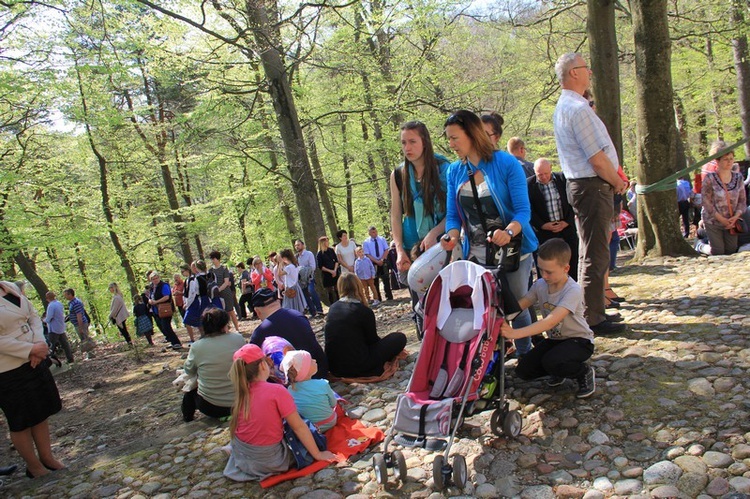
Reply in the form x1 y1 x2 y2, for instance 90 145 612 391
539 181 564 222
553 90 619 179
68 297 88 326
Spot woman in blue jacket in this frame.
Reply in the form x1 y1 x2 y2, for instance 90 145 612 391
441 110 538 356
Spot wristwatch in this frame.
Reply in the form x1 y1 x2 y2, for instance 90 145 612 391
505 228 515 238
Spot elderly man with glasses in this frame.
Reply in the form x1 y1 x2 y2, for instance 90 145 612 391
552 53 628 336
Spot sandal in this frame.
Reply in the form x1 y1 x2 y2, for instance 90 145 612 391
605 288 624 303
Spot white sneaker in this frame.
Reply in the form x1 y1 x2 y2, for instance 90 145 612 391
371 300 381 307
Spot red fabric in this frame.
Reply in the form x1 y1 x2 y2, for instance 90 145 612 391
260 406 384 488
617 165 629 183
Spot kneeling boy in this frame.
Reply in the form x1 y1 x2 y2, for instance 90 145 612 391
500 239 595 398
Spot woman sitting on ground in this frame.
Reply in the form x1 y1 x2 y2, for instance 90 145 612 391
324 273 406 377
701 140 747 255
181 308 246 422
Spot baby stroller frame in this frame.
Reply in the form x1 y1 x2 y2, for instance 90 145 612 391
373 260 521 490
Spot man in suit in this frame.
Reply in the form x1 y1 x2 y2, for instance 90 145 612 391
528 158 579 279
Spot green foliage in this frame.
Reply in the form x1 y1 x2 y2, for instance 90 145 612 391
0 0 743 326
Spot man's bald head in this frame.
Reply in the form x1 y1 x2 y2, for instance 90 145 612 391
534 158 553 185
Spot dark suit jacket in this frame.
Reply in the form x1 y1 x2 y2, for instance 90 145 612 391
527 173 576 242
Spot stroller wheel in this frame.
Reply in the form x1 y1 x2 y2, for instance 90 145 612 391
490 409 503 436
432 454 447 490
373 453 388 485
452 454 467 489
392 449 407 482
503 410 522 437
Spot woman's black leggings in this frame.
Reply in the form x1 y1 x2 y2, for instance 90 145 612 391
116 324 132 344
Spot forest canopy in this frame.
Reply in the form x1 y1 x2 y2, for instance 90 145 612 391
0 0 744 332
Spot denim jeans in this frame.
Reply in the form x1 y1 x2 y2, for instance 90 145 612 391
504 255 533 355
307 281 324 313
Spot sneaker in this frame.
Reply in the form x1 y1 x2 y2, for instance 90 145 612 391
590 320 625 336
371 300 381 307
546 376 565 387
171 344 183 350
576 365 596 398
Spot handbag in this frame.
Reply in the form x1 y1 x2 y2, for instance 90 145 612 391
157 302 173 318
283 287 297 299
466 163 522 271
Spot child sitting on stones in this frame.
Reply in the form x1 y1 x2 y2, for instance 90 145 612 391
222 344 335 482
500 239 596 398
281 350 338 432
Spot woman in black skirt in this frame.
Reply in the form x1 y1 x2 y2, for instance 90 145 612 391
0 281 64 478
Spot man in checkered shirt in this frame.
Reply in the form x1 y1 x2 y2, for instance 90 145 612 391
553 53 628 336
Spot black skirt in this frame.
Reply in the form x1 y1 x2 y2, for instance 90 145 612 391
0 362 62 432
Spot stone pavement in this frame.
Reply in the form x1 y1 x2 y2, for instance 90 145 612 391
3 251 750 498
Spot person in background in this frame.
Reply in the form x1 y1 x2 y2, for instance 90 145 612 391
44 291 74 364
507 136 535 179
63 288 96 352
173 270 187 324
316 237 339 304
701 141 747 255
209 251 241 333
278 249 308 315
132 294 155 346
0 281 65 478
354 245 378 306
236 261 254 321
147 272 183 350
108 283 132 346
334 230 357 275
295 239 324 317
480 112 504 149
362 226 393 303
676 177 693 238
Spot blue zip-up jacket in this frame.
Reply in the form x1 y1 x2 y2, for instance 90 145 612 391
445 150 538 258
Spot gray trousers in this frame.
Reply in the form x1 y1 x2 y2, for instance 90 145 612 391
568 177 614 326
705 223 738 255
49 332 74 363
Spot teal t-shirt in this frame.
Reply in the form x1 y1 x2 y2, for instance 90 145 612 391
287 378 336 425
400 155 450 252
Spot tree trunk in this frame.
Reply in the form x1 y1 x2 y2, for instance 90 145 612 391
246 1 325 250
587 0 623 163
74 242 103 332
14 251 49 309
705 35 724 140
631 0 694 258
732 0 750 158
360 119 392 234
74 61 139 298
308 135 339 237
45 246 67 289
697 111 708 157
674 93 694 165
171 130 204 261
340 113 354 236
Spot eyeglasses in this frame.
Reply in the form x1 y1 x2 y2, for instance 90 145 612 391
571 65 590 71
588 101 595 108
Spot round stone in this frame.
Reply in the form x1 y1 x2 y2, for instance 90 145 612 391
702 451 734 468
644 461 682 485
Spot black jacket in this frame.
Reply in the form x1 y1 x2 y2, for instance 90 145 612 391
527 172 576 242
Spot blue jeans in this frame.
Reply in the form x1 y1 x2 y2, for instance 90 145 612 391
505 256 533 355
307 281 324 314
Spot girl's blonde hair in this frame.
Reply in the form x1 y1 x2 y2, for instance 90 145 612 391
229 357 264 436
337 272 369 306
109 282 121 295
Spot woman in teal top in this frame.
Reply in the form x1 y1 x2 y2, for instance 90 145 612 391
389 121 450 273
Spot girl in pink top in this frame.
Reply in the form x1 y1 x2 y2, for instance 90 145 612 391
223 344 335 481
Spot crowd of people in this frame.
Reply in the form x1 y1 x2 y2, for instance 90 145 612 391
2 51 749 483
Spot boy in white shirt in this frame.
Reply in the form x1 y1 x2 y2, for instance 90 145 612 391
501 239 596 398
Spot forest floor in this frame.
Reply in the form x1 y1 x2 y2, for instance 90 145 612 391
2 248 750 498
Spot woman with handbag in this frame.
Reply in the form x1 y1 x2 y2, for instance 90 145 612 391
148 272 183 350
441 110 538 356
108 283 132 345
0 281 65 478
701 141 747 255
278 249 308 315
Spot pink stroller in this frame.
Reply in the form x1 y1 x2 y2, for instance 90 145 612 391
373 260 522 489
